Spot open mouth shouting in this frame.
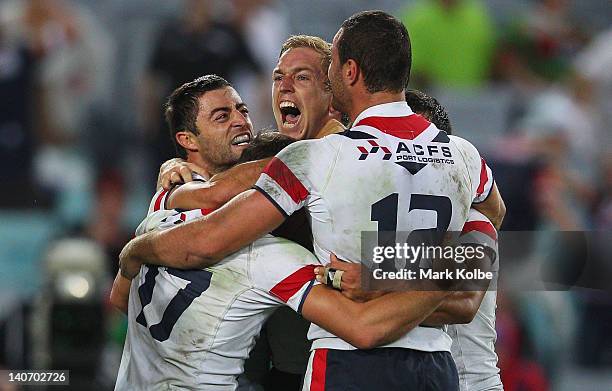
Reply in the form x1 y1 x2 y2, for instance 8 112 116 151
279 100 302 129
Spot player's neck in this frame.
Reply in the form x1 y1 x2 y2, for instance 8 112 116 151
186 153 212 180
348 90 406 123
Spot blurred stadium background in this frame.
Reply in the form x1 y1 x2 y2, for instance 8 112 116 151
0 0 610 389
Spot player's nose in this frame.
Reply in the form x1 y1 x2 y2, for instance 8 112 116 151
230 110 249 130
278 75 294 93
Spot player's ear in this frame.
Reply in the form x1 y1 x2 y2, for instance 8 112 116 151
344 59 359 87
176 131 199 152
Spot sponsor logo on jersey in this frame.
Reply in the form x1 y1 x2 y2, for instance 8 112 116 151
357 140 392 160
357 140 455 164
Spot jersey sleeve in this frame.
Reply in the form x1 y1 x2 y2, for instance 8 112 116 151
473 158 494 204
459 209 498 268
147 188 171 215
135 209 208 236
141 174 211 235
451 136 495 203
145 173 208 216
253 140 317 217
250 237 321 314
135 209 176 236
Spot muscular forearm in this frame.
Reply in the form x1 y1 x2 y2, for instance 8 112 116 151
168 159 270 210
355 290 451 347
167 182 223 210
304 287 449 350
210 159 270 187
421 291 484 326
121 213 225 274
120 190 286 278
110 271 132 314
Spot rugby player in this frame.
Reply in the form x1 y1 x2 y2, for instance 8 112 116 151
119 11 500 390
161 35 345 389
153 35 503 389
322 89 503 391
111 75 453 390
156 37 502 227
151 36 346 390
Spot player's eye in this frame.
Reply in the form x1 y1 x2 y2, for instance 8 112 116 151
240 108 249 116
273 74 283 82
296 73 310 81
215 113 228 121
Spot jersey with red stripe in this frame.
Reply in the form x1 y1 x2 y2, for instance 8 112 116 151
451 209 502 391
255 101 494 353
138 173 210 235
116 209 319 390
146 172 208 215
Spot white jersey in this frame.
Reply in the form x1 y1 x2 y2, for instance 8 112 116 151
116 214 320 390
255 101 495 353
450 210 502 391
146 173 209 216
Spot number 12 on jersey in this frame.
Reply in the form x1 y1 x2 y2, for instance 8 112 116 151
371 193 452 261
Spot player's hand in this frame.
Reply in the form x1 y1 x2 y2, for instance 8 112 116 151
157 158 208 190
118 242 143 280
315 253 377 302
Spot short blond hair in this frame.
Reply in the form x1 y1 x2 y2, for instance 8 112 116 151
279 35 332 77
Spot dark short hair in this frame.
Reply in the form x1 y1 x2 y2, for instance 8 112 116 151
338 10 411 93
238 131 296 163
405 89 452 134
164 75 231 158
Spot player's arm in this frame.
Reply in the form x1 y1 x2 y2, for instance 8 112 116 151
422 213 499 325
315 262 485 326
110 271 131 314
472 182 505 230
119 189 285 279
122 141 316 278
453 135 506 229
167 159 270 210
420 291 486 326
302 285 450 349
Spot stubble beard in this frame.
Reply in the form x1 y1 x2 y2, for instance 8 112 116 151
200 144 239 176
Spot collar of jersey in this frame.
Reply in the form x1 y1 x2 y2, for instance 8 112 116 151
192 172 210 182
353 101 415 128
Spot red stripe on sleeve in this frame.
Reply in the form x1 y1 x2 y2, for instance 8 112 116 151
310 349 328 391
153 189 169 211
270 265 316 303
263 157 309 204
200 208 216 215
355 114 431 140
477 158 488 197
462 221 497 241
